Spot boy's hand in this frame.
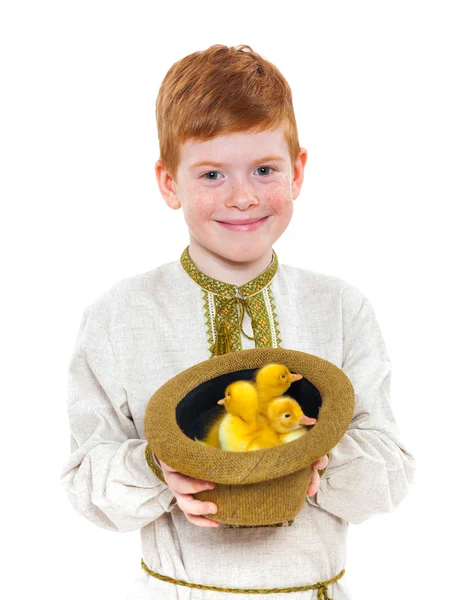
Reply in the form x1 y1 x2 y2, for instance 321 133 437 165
158 458 220 528
307 455 329 497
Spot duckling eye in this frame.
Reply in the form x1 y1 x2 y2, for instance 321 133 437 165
281 374 286 379
284 413 290 418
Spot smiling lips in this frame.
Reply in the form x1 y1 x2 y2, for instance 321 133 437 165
217 216 270 231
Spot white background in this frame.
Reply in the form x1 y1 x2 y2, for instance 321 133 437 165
1 1 450 598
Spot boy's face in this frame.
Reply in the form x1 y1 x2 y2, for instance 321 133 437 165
156 124 307 264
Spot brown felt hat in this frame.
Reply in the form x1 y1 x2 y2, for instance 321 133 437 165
144 347 354 527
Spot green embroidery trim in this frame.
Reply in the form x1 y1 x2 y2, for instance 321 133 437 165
246 287 280 348
180 246 282 357
202 289 216 355
144 444 166 484
239 258 278 299
213 293 243 354
180 246 278 298
180 248 239 298
266 283 282 347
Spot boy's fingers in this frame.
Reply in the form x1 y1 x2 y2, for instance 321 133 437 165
159 459 177 473
159 461 214 493
307 466 320 496
160 461 219 527
165 471 215 495
174 491 218 516
312 455 329 470
184 513 220 528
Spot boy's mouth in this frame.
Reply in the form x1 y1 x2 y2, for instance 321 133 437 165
216 216 270 232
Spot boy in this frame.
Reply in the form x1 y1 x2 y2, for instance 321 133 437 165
61 44 415 599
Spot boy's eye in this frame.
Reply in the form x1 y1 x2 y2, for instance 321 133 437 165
203 171 222 181
255 167 273 176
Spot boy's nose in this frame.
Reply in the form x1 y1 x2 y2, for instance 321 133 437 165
225 188 259 209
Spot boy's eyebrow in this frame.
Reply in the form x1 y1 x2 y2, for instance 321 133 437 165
189 155 285 169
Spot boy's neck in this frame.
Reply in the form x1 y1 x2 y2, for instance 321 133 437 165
187 241 274 287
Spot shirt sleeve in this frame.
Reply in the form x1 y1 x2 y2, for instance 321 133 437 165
306 287 416 524
60 305 176 533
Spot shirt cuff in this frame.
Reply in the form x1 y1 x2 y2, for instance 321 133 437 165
144 445 177 511
144 444 166 484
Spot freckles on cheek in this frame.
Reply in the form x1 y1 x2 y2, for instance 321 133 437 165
265 180 293 214
190 190 219 211
265 193 293 217
268 196 286 210
186 189 219 223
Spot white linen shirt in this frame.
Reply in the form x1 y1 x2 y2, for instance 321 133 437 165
61 255 415 599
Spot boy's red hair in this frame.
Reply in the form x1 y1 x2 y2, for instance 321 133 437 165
156 44 301 180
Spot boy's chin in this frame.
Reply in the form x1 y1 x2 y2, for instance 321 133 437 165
210 243 273 264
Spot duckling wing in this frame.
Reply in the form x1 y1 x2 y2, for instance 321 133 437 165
247 417 281 450
218 414 252 451
247 433 281 451
203 415 223 448
189 405 224 446
279 427 310 444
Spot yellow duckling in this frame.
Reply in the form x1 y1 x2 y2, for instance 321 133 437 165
266 397 317 443
217 381 281 451
196 364 306 448
253 363 304 419
195 414 223 448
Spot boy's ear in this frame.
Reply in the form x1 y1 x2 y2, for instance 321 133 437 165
292 148 308 201
155 160 181 210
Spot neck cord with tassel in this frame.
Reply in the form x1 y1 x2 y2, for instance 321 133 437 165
213 296 255 356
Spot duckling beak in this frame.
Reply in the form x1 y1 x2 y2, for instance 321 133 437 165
290 373 303 382
299 415 317 426
217 398 225 405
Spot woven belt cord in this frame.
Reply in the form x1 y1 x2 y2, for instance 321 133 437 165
141 559 344 598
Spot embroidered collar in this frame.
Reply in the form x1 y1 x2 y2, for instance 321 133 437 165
180 246 282 356
180 246 279 298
